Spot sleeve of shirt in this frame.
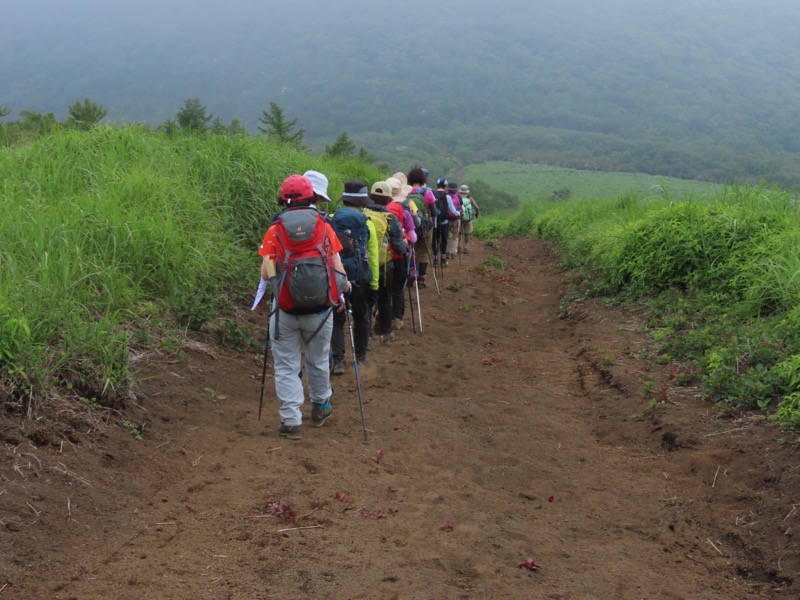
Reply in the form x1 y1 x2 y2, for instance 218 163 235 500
402 209 417 244
366 219 380 291
324 223 344 254
257 227 277 258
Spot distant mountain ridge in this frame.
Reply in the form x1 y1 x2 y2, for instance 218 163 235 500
3 0 800 185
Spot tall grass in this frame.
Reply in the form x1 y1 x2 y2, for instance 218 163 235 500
0 126 385 414
479 185 800 427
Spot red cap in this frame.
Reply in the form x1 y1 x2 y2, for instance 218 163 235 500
279 174 315 204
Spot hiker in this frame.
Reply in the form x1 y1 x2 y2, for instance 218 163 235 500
432 178 450 266
258 174 350 440
446 181 463 259
458 184 480 254
330 180 379 375
433 179 461 266
405 166 438 287
386 176 417 330
364 181 407 344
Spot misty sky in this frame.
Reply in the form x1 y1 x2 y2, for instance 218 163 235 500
2 0 800 147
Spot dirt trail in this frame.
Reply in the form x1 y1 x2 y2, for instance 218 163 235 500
1 238 799 599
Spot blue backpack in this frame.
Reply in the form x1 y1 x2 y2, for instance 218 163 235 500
331 207 371 286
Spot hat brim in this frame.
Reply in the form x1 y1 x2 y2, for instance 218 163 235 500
340 193 371 207
368 192 392 203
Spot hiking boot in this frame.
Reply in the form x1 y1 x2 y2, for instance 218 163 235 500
462 247 469 254
433 258 439 267
418 277 427 288
392 319 404 331
332 356 345 376
278 423 302 440
356 355 368 367
441 258 448 267
381 331 395 345
311 402 332 428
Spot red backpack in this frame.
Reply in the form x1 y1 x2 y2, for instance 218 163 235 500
273 207 342 314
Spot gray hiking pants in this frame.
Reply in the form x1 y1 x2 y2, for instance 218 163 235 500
270 307 333 426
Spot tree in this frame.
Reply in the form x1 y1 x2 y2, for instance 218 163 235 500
158 118 179 137
18 110 58 135
209 117 246 137
0 105 9 120
356 147 376 164
325 131 356 157
67 97 107 130
258 102 305 147
176 97 212 132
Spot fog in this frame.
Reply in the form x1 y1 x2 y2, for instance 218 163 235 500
3 0 800 178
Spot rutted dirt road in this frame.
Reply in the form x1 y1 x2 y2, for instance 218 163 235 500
1 238 798 599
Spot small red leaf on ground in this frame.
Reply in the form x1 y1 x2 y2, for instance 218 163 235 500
334 492 349 503
440 520 454 531
519 557 543 571
548 496 554 503
386 486 396 495
374 449 385 464
185 505 196 514
368 466 380 474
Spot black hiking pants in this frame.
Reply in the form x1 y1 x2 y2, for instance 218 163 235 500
331 282 370 361
374 261 394 335
391 256 407 320
433 221 449 259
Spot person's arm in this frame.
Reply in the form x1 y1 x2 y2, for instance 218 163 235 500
402 209 417 244
471 196 480 217
331 252 351 298
387 213 408 256
324 223 350 295
446 194 459 218
258 227 278 292
366 219 379 291
426 189 440 218
260 256 275 281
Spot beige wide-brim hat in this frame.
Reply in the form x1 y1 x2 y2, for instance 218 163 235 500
391 172 408 186
386 177 410 203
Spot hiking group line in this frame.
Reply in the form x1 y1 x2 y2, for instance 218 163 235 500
254 167 481 440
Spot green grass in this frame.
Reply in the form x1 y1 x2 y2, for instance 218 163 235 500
0 126 385 419
477 182 800 430
464 161 721 202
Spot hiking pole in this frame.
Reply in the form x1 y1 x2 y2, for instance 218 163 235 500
457 220 462 265
421 233 441 296
345 296 368 441
407 281 416 333
258 307 272 421
406 249 417 334
414 263 423 334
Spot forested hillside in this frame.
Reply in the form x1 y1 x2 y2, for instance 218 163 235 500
2 0 800 185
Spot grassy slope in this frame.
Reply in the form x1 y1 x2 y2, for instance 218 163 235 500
0 127 385 417
464 161 721 201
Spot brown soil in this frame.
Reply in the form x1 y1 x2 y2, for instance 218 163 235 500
2 238 799 599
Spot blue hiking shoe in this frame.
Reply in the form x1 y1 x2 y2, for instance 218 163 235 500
311 401 332 428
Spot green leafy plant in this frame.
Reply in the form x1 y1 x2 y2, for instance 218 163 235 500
122 420 143 441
